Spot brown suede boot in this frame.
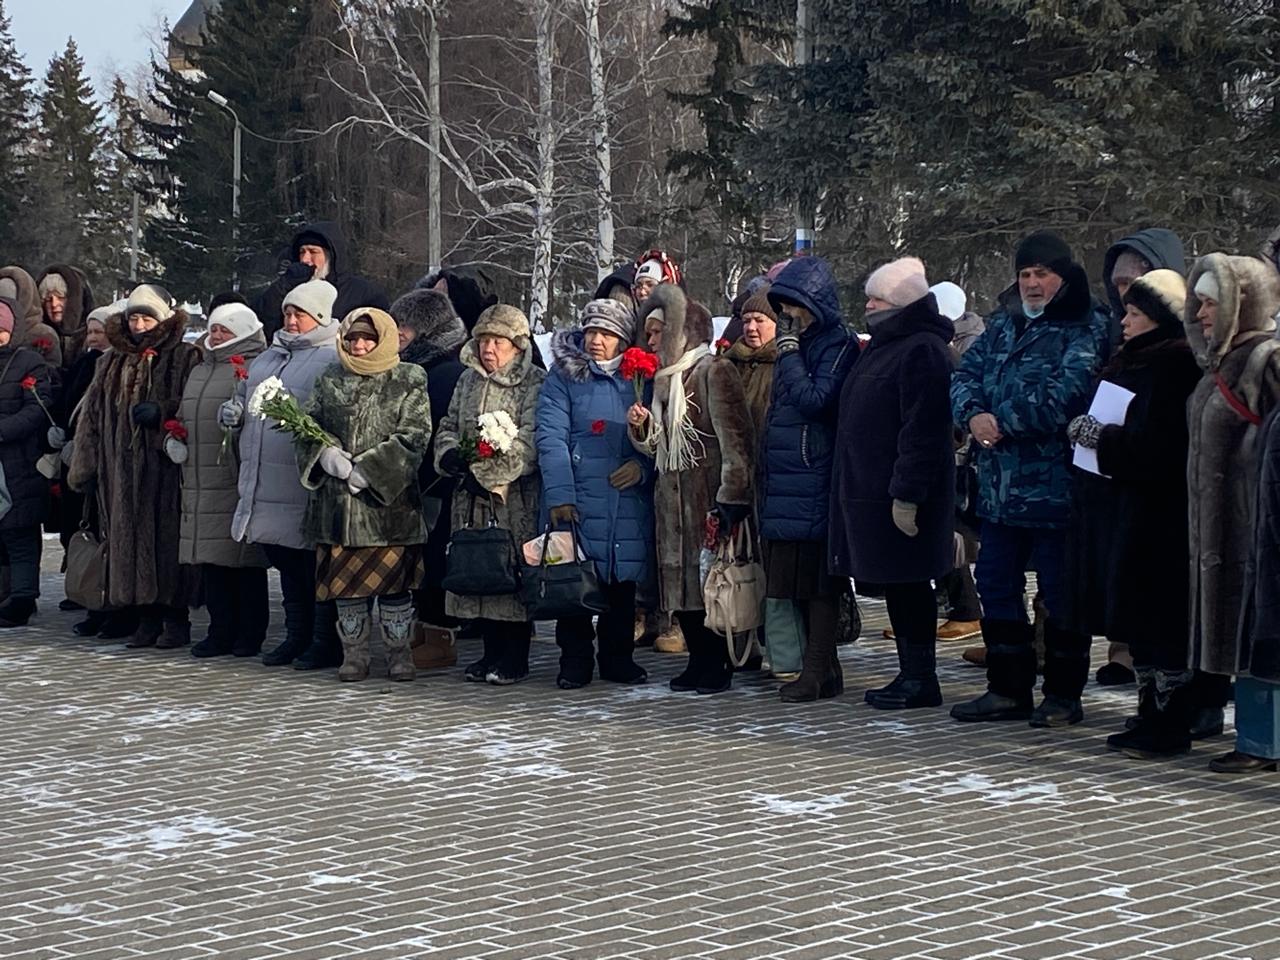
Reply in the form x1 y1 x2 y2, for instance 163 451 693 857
155 620 191 649
411 623 457 670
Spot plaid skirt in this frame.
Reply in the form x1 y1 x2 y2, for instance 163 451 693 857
315 544 425 601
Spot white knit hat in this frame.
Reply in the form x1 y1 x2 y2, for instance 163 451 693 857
207 302 263 347
87 299 128 326
282 279 339 326
634 259 664 285
928 281 967 322
1194 271 1221 303
127 283 176 321
866 257 929 308
38 273 68 299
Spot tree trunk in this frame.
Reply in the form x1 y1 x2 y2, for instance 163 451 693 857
583 0 614 283
427 2 442 271
529 0 555 333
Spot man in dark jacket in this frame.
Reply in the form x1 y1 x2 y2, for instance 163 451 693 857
252 221 388 341
950 231 1106 728
0 297 55 627
415 263 500 335
391 287 468 669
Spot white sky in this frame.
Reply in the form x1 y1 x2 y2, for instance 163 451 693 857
8 0 189 92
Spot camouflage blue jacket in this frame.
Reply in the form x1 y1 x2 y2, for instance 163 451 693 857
951 265 1106 529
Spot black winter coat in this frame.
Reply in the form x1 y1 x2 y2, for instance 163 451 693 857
1063 326 1201 666
0 343 54 531
829 295 955 584
403 337 464 562
1239 408 1280 683
252 221 389 340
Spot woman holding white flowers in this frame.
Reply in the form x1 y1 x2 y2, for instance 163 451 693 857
435 304 545 685
297 307 430 683
227 280 343 670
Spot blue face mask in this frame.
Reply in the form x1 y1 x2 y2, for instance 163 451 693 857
1022 301 1046 320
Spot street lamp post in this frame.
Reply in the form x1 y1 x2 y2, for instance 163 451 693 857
207 90 242 290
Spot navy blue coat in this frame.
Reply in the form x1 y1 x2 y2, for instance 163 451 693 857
536 331 655 584
0 342 54 532
760 257 856 542
829 295 956 583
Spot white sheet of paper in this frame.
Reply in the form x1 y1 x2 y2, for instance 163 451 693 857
1072 380 1136 477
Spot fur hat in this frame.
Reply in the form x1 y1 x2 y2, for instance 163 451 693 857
38 272 68 299
740 291 777 322
282 279 339 326
127 283 176 322
1014 231 1074 276
473 304 531 348
866 257 929 307
391 288 466 351
1184 253 1280 370
207 302 263 345
580 298 635 342
1122 269 1186 328
0 299 15 335
641 283 712 368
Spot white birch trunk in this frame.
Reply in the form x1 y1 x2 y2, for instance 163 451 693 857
427 1 442 270
528 0 555 333
583 0 614 282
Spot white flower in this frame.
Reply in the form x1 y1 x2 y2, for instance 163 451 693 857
248 376 286 418
478 410 518 453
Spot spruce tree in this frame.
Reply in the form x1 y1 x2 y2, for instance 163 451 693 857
0 0 34 258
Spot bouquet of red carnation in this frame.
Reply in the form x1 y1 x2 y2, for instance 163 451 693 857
619 347 659 404
163 418 188 442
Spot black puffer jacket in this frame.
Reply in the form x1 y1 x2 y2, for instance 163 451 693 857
1240 408 1280 683
252 221 389 340
0 329 54 531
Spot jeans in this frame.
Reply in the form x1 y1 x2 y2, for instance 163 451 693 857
1235 676 1280 760
974 521 1067 623
0 525 41 600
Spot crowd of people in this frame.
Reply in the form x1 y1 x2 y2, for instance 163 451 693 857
2 219 1280 778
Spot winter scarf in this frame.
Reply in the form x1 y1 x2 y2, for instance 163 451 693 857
648 344 710 472
337 308 400 376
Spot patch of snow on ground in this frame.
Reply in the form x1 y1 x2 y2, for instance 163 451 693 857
898 771 1060 805
124 707 213 726
101 815 255 856
753 793 854 817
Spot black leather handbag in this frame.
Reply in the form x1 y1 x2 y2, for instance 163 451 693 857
520 524 608 620
441 494 520 596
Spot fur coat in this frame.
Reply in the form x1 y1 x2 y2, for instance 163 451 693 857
1185 254 1280 677
631 284 754 613
0 266 63 368
177 334 269 568
434 338 544 621
68 310 201 608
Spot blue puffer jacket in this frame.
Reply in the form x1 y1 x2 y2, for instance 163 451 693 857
951 263 1106 529
536 331 655 584
760 257 857 542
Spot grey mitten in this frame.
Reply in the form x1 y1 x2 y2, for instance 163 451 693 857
347 463 370 494
217 400 244 429
892 499 919 537
319 446 353 480
164 436 189 465
47 425 67 450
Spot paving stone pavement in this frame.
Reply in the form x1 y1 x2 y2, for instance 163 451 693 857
2 558 1279 960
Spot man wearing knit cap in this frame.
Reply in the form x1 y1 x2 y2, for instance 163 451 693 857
251 220 388 341
950 230 1106 728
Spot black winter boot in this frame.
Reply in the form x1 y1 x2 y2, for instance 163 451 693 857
1111 668 1193 758
1038 620 1091 724
72 611 107 637
950 620 1035 722
464 624 499 682
669 618 707 692
125 613 164 649
293 602 342 670
96 608 139 640
867 641 942 710
779 621 841 703
191 633 234 658
0 597 37 628
556 619 595 690
597 615 647 686
155 619 191 650
1029 693 1084 727
263 600 310 666
486 623 530 685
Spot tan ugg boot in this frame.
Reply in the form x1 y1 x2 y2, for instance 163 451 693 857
411 623 457 670
653 619 686 654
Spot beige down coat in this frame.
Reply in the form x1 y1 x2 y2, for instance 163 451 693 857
434 339 545 622
178 334 269 568
1185 253 1280 677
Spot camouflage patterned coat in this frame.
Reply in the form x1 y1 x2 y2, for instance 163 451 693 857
951 264 1106 529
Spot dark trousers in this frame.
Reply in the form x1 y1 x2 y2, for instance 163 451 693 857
883 581 937 644
976 520 1090 700
203 565 270 650
938 565 982 621
0 525 41 600
263 544 336 647
556 580 637 667
138 603 189 625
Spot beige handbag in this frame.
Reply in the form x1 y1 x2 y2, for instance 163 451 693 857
702 519 766 666
64 497 108 611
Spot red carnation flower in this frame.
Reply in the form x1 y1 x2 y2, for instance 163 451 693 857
476 439 496 460
715 338 732 351
20 375 37 390
49 482 62 498
163 418 188 442
32 338 51 351
591 419 606 435
141 348 158 359
229 355 245 365
234 367 249 380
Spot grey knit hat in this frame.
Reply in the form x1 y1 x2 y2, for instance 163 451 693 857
580 298 635 342
282 279 339 326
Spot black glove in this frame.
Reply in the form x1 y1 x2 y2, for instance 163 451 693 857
284 260 315 283
715 501 749 532
438 448 467 477
462 472 488 497
131 402 162 429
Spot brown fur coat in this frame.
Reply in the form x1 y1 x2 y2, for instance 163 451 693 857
68 311 201 608
632 285 754 613
1185 253 1280 676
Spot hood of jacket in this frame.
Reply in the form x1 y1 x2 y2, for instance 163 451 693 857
460 334 538 387
1102 228 1186 318
594 263 637 304
867 293 954 348
107 308 189 356
0 266 43 335
996 262 1098 328
549 328 603 383
1184 253 1280 371
290 221 350 282
37 263 94 334
413 263 500 332
639 283 713 369
767 256 844 331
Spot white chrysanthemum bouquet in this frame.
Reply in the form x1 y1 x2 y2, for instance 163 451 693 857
247 376 336 446
465 410 518 461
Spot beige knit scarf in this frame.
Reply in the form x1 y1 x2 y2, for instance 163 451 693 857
648 344 710 472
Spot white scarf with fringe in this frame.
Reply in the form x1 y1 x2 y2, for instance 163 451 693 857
648 344 710 472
